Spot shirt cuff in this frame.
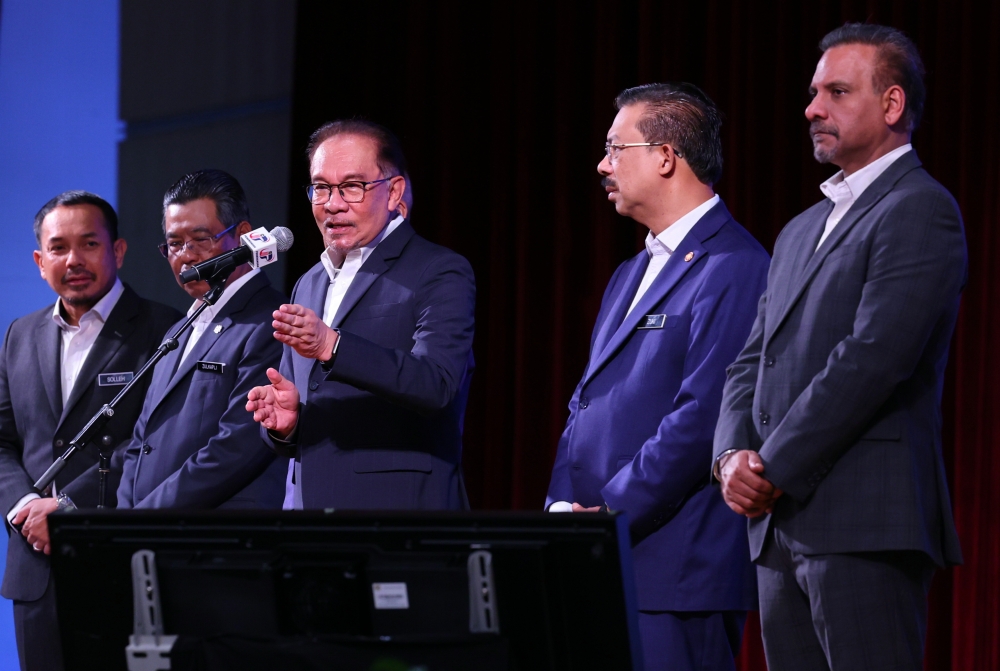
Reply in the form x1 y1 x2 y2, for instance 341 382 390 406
713 448 740 482
7 492 41 529
547 501 573 513
267 425 297 445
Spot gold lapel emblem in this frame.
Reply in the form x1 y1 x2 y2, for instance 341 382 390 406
213 324 223 334
684 251 695 262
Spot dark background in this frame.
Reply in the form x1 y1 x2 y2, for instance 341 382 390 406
115 1 1000 669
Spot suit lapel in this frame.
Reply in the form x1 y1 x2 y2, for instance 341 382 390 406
584 202 726 385
331 223 414 328
152 274 268 412
35 313 63 420
766 152 924 344
589 252 648 369
57 288 140 430
292 264 331 393
762 202 830 343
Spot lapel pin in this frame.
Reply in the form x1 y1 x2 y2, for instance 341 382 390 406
213 325 223 334
684 251 695 262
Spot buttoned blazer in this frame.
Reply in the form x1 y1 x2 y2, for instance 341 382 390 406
546 201 769 611
266 222 476 510
713 151 966 567
0 285 179 601
118 272 287 510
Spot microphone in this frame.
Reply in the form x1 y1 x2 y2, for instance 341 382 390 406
179 226 294 284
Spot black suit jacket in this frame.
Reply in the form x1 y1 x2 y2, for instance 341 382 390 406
0 284 179 601
266 222 476 510
714 151 965 567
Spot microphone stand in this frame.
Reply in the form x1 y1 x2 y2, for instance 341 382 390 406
33 275 230 508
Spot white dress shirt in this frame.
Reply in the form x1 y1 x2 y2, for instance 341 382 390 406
7 279 125 526
626 195 720 315
57 278 125 406
816 144 912 249
549 196 719 512
180 268 261 363
284 215 404 509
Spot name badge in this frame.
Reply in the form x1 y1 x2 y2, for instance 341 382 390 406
637 314 667 330
196 361 226 374
98 372 134 386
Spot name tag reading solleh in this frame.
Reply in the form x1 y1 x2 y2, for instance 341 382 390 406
98 372 134 386
196 361 226 374
637 314 667 330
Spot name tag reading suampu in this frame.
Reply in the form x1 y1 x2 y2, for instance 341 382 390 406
196 361 226 374
637 314 667 330
98 372 134 386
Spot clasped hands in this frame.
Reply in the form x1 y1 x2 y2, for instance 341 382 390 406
245 304 338 439
718 450 783 518
11 497 59 555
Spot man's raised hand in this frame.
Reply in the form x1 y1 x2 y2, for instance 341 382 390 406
246 367 300 439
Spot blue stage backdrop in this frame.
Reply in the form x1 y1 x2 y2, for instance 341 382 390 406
0 1 120 665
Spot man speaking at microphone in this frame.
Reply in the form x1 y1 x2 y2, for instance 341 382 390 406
118 169 287 510
246 119 475 510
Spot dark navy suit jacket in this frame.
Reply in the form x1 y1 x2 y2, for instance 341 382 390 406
268 222 475 510
0 286 178 601
118 272 287 510
546 201 768 612
714 151 965 567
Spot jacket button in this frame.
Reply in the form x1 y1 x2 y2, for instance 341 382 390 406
579 396 589 409
54 439 65 448
759 412 770 425
764 356 775 367
142 445 152 455
309 381 319 391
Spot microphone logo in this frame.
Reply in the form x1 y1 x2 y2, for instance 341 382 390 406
258 248 274 263
247 231 270 243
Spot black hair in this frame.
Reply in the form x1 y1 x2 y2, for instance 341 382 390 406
614 82 724 185
161 169 250 234
33 191 118 246
306 118 409 179
819 23 926 132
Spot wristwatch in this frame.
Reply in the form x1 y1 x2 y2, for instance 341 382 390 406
55 492 77 512
320 328 342 371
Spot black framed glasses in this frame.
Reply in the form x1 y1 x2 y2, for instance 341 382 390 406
603 142 683 161
158 222 239 258
306 177 395 205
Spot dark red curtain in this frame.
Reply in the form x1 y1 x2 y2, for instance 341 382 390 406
287 2 1000 668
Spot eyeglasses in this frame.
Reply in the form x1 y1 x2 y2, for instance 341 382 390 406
603 142 683 162
306 177 395 205
158 222 239 258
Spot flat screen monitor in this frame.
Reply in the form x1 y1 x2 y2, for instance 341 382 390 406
49 510 641 670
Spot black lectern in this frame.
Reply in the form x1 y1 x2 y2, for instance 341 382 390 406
49 510 642 671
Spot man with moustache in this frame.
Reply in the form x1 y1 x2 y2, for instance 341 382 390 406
247 120 475 510
545 83 768 671
118 169 286 511
0 191 178 670
713 24 965 671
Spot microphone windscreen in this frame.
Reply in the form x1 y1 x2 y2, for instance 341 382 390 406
270 226 294 252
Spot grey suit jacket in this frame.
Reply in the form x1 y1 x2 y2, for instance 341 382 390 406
0 285 179 601
714 151 965 567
